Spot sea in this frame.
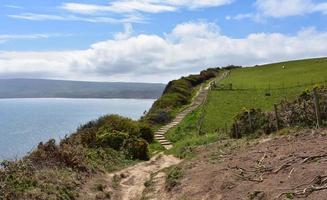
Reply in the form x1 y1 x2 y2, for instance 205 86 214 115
0 98 155 160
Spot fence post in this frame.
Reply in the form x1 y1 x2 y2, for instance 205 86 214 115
248 111 253 132
313 88 322 128
234 120 240 138
274 104 280 131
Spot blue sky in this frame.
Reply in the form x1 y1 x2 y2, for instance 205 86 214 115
0 0 327 82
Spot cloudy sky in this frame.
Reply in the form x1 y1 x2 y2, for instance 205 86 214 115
0 0 326 83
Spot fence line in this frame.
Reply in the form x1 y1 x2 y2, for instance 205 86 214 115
214 79 327 92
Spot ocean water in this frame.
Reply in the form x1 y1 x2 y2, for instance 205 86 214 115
0 98 155 160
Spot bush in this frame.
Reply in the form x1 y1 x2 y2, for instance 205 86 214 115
145 67 220 125
183 75 205 86
79 127 98 148
123 138 150 160
97 115 140 137
230 109 272 138
1 113 155 199
222 65 242 70
230 86 327 138
28 139 59 167
96 131 128 150
0 160 37 199
139 124 154 143
147 109 173 125
165 166 183 191
57 143 87 171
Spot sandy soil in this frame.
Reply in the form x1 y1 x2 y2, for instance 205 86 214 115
79 153 181 200
155 129 327 200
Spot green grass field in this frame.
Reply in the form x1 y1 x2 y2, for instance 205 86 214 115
222 57 327 89
166 57 327 157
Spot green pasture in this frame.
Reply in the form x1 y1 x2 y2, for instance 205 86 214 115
166 57 327 157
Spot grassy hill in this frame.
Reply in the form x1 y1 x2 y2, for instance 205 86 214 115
1 58 326 198
222 58 327 89
167 57 327 157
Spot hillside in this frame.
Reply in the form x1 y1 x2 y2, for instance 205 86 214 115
0 67 221 199
0 79 165 99
165 57 327 157
1 58 326 199
75 58 327 199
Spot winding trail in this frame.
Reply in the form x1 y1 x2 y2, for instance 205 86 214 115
79 72 229 200
155 71 230 149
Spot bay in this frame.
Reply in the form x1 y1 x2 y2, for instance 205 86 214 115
0 98 155 160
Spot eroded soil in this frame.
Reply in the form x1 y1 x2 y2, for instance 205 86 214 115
146 129 327 200
79 153 181 200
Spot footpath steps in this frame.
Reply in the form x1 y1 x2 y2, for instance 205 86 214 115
154 71 229 150
153 87 210 149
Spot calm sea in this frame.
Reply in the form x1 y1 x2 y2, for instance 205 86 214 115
0 98 155 160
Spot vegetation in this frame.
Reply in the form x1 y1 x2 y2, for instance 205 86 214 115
222 57 327 89
165 166 183 191
0 114 153 199
230 86 327 138
144 68 221 125
1 58 326 198
166 57 327 157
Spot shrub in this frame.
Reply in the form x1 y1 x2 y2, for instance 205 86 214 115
79 127 98 148
163 79 192 97
222 65 242 70
145 67 220 125
96 131 128 151
0 160 37 198
230 86 327 138
97 115 140 137
165 166 183 191
230 109 272 138
139 124 154 143
183 75 205 86
28 139 59 167
57 143 87 171
123 138 150 160
147 109 173 125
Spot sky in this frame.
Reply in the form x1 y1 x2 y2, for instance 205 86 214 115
0 0 327 83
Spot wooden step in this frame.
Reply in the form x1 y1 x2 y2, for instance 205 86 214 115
161 142 172 145
155 136 166 139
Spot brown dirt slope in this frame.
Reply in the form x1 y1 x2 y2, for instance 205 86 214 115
149 129 327 200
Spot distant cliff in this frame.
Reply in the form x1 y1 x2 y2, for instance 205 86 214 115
0 79 165 99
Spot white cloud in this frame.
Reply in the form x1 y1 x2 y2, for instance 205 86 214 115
61 0 233 14
226 13 254 20
5 5 23 9
255 0 327 18
8 13 144 23
228 0 327 21
61 2 176 14
114 23 134 40
11 1 232 24
0 22 326 82
159 0 234 9
0 33 69 43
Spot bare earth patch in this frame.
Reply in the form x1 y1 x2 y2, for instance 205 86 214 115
79 153 181 200
150 129 327 200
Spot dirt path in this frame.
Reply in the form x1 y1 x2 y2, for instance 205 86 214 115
80 153 181 200
79 72 229 199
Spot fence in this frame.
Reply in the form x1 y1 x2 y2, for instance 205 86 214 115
230 87 326 138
